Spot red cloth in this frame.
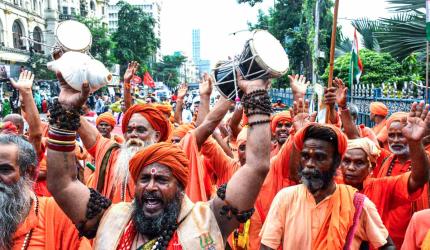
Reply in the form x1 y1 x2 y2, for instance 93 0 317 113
270 111 292 134
0 121 18 134
96 112 116 128
370 102 389 117
129 142 189 187
293 123 348 157
143 71 155 88
121 104 171 142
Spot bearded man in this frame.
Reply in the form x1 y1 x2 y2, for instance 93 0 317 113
260 124 395 250
96 112 124 144
46 75 272 249
0 134 90 249
270 111 292 156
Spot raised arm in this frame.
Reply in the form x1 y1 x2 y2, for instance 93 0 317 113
195 73 213 127
334 78 360 139
228 105 243 139
174 84 188 124
193 96 232 149
289 75 309 102
10 71 42 155
123 61 139 111
212 127 234 158
402 101 430 193
211 75 271 238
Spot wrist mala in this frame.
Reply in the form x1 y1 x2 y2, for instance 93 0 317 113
47 127 76 152
216 184 255 223
248 119 271 128
48 99 83 131
241 90 272 117
76 188 112 238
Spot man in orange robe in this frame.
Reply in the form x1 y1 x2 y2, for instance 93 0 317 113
260 123 394 250
96 112 124 144
80 103 171 203
402 209 430 249
370 102 389 147
1 134 90 249
270 111 292 156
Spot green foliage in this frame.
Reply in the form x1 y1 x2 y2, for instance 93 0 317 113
26 53 56 80
76 16 115 68
237 0 263 6
112 1 160 74
152 54 187 89
335 27 352 57
321 49 424 87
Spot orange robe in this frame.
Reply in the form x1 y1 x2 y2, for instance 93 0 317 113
86 134 134 203
372 119 388 148
179 132 211 202
12 196 91 249
402 209 430 250
362 173 424 249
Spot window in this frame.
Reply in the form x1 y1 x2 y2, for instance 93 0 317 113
33 27 42 52
90 1 95 11
33 0 37 11
71 7 75 14
102 6 104 15
12 20 24 49
62 6 68 14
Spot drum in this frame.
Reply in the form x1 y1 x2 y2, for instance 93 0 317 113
214 30 289 101
52 20 92 59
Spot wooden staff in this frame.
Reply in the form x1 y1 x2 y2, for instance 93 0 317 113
325 0 340 124
426 41 429 103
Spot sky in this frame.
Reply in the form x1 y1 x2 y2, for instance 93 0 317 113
160 0 391 67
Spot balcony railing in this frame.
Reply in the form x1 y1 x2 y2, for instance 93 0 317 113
0 46 30 55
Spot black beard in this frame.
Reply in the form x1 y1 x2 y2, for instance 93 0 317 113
298 164 336 194
132 191 182 238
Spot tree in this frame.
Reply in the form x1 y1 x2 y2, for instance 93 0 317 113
112 1 159 74
321 49 423 87
237 0 263 6
76 16 115 68
152 54 187 89
26 53 56 80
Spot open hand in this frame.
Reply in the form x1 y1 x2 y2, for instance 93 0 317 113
124 61 140 83
333 78 348 108
57 72 90 109
289 98 317 131
402 101 430 142
289 75 309 97
199 73 213 97
10 70 34 91
177 83 188 100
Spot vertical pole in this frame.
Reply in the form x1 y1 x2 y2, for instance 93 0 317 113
325 0 339 123
426 41 429 103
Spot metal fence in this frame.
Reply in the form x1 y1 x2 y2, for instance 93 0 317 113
270 82 428 127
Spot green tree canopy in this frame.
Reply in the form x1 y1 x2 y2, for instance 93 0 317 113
152 54 187 89
26 53 56 80
112 1 159 74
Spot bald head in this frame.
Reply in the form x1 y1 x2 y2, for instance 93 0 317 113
3 114 24 135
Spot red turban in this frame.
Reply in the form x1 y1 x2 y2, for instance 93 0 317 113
129 142 190 187
0 121 18 135
154 104 173 117
370 102 389 117
271 112 292 134
122 104 171 142
96 112 116 128
294 123 348 157
386 112 408 129
173 123 195 139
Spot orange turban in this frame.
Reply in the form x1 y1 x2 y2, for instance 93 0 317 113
129 142 189 187
154 104 173 117
271 112 292 133
173 123 195 139
122 104 172 142
386 112 408 129
237 126 248 146
96 112 116 128
370 102 389 117
294 123 348 157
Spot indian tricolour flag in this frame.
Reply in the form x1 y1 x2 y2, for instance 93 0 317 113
349 29 363 87
427 0 430 41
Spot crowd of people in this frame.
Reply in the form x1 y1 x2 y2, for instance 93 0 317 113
2 60 430 250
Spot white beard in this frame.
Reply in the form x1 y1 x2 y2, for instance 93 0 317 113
389 144 410 156
0 177 33 249
113 137 156 187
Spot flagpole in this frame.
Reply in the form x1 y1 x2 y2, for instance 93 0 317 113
325 0 339 124
426 41 429 103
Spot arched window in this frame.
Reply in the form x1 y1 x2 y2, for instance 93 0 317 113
12 20 24 49
33 27 42 52
90 0 95 11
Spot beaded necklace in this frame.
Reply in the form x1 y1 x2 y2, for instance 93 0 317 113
21 195 39 250
386 157 411 176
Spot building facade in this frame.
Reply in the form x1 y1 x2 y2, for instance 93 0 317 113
0 0 108 79
107 0 161 61
191 28 211 77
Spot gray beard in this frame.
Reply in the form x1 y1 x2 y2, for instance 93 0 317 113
0 177 33 249
113 138 155 188
389 144 410 156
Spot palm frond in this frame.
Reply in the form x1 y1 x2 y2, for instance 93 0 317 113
351 18 381 51
387 0 424 13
